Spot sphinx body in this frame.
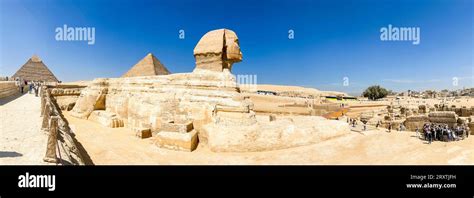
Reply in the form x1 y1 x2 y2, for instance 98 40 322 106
71 28 349 152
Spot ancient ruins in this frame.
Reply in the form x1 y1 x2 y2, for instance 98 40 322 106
68 28 349 152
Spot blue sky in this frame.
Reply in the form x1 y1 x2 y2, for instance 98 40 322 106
0 0 472 95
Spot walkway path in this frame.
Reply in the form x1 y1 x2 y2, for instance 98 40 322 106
0 93 49 165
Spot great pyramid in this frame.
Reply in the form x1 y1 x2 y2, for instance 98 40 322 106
12 55 59 82
122 53 170 77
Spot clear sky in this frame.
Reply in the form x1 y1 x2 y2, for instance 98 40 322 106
0 0 472 95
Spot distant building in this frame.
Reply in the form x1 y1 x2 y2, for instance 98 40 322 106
256 90 277 96
325 95 357 101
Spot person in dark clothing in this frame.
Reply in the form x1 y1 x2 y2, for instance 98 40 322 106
426 129 432 144
33 82 39 97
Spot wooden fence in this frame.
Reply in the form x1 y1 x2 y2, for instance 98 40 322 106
40 86 86 165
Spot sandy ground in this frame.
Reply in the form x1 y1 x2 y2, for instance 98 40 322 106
0 93 49 165
64 112 474 165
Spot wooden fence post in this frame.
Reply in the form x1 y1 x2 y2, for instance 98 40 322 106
40 97 45 117
43 116 59 163
41 103 51 131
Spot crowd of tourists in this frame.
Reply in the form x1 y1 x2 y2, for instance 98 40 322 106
347 117 470 144
14 78 42 97
419 123 470 144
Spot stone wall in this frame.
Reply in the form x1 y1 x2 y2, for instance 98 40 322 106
0 81 18 98
436 105 474 117
50 85 85 111
428 111 458 127
404 115 429 131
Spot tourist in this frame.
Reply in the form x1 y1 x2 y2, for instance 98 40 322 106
363 123 367 131
15 78 20 93
399 123 405 132
388 123 392 133
426 129 432 144
452 129 457 141
455 126 461 139
467 126 470 138
20 80 25 94
28 82 33 94
415 127 419 139
376 121 380 129
448 128 453 142
34 82 39 97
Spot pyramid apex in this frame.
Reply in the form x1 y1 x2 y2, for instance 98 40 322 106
30 55 42 62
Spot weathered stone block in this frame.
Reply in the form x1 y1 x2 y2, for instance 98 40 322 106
134 128 152 139
404 115 429 131
88 110 124 128
155 130 198 152
161 120 193 133
461 107 470 117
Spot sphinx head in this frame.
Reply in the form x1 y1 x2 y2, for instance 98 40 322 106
193 29 242 72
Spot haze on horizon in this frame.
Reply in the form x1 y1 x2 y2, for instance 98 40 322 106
0 0 472 95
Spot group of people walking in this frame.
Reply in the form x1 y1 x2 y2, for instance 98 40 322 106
346 117 471 144
419 123 470 144
15 78 42 97
347 118 407 133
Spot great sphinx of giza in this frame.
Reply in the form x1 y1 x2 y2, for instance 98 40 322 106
71 28 349 152
194 29 242 72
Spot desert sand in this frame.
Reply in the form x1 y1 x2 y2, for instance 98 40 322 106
64 112 474 165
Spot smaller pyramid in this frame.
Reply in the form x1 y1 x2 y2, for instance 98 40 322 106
122 53 170 77
12 55 59 82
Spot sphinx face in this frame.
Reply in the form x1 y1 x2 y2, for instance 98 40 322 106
224 31 243 63
193 28 242 72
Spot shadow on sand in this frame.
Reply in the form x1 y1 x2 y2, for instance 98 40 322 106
0 93 24 106
0 151 23 158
